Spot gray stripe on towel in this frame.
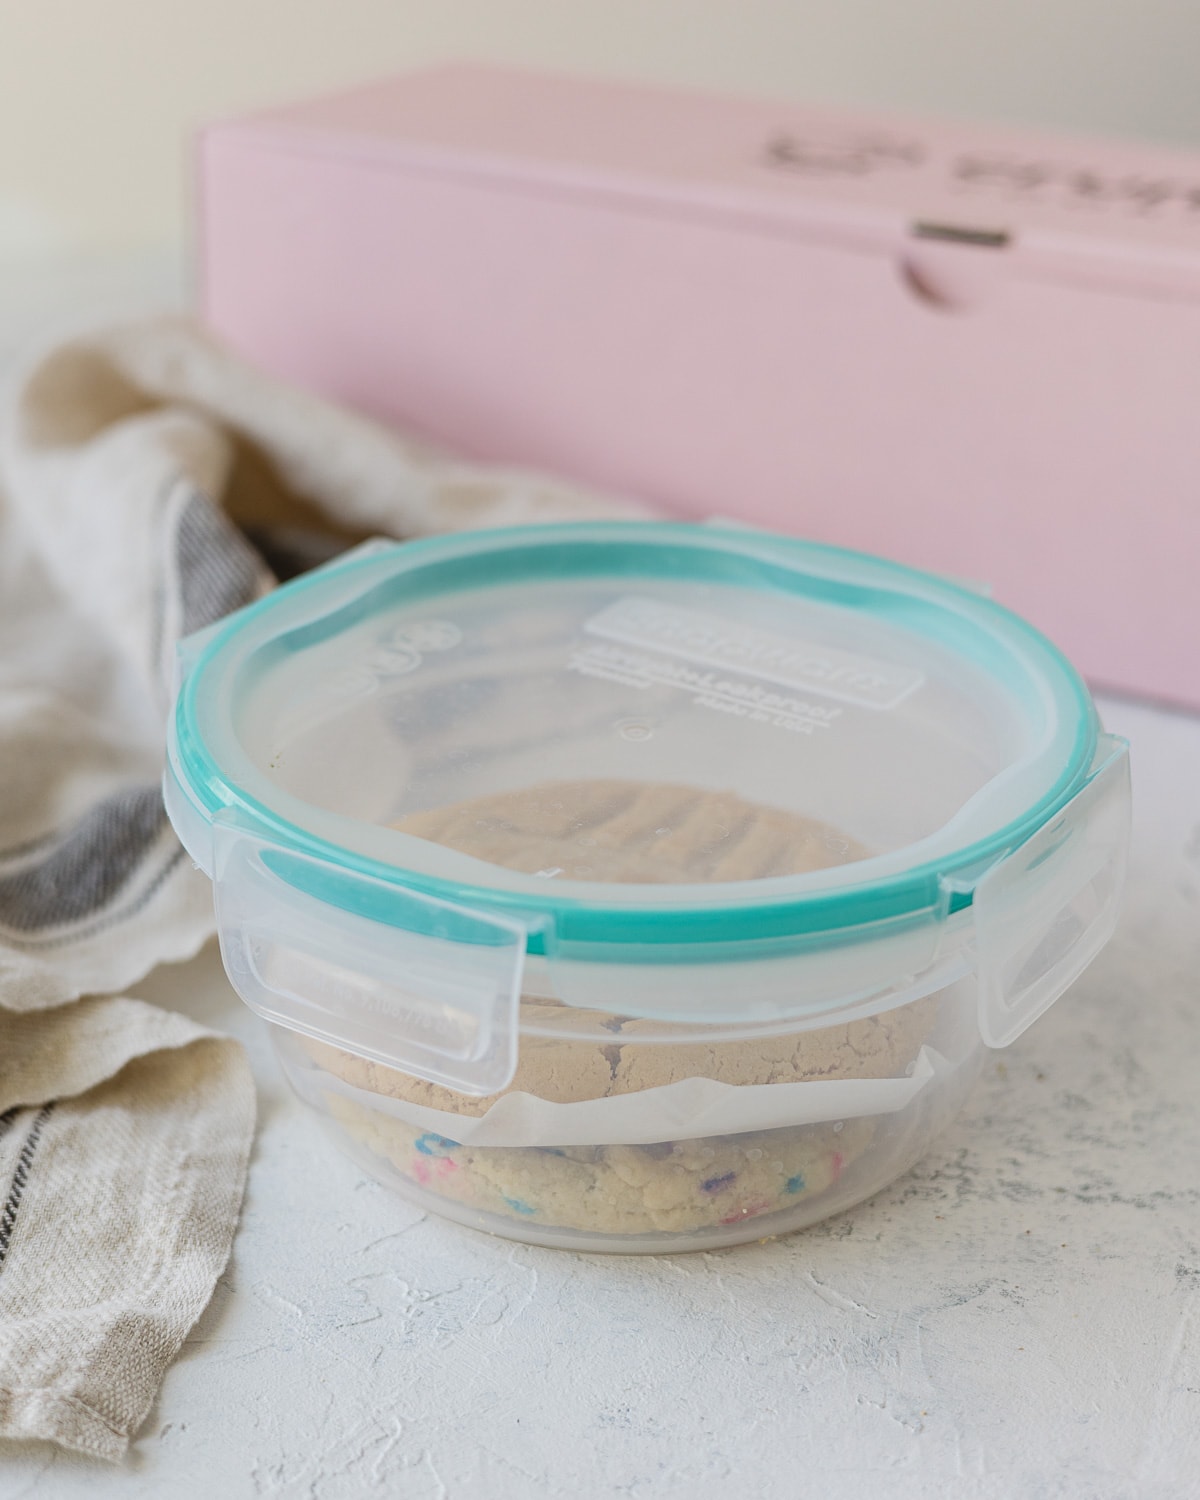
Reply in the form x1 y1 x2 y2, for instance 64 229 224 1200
0 1105 56 1271
0 785 168 932
0 490 261 935
176 489 261 634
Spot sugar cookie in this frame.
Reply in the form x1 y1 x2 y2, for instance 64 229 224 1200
305 780 931 1236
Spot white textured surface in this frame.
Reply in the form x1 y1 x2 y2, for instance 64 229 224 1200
0 698 1195 1499
0 272 1197 1497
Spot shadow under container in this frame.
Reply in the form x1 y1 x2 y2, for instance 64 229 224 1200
164 522 1131 1252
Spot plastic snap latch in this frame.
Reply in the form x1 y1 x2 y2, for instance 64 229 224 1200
971 733 1131 1049
211 822 527 1095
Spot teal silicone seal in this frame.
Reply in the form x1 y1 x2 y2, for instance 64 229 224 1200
168 521 1100 959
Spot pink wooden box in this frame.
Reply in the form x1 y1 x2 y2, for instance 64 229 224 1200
199 65 1200 707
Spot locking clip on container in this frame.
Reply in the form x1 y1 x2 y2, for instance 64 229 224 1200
165 522 1130 1252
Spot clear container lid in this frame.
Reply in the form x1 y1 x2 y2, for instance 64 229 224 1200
170 521 1102 947
167 523 1133 1088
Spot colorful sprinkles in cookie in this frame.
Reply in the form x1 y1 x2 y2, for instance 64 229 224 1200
413 1132 459 1156
325 1085 872 1238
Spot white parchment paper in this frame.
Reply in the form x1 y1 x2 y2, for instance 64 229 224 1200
298 1046 948 1148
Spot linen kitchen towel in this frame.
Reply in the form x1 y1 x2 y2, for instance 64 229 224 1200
0 317 639 1460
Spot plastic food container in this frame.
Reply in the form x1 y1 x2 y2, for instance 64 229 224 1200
165 522 1131 1252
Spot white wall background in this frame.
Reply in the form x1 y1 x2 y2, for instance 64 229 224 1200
2 0 1200 266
